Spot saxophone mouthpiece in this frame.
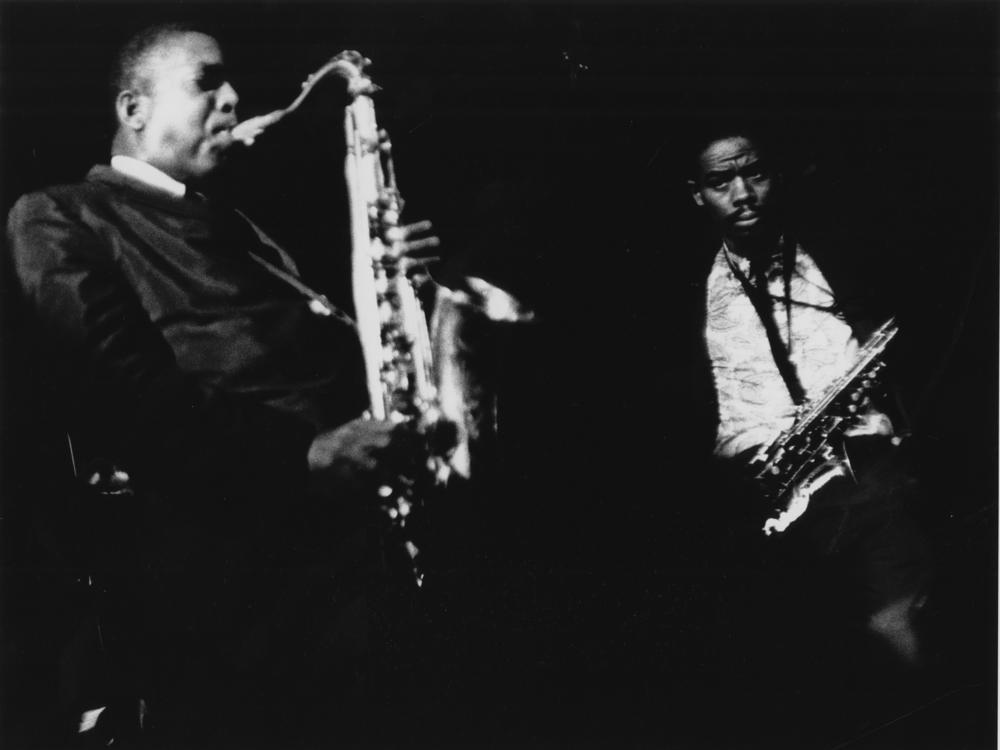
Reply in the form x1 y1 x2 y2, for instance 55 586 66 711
230 109 287 146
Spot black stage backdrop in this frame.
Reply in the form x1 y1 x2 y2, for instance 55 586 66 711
1 2 997 748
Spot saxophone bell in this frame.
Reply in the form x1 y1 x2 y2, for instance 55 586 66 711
431 277 535 480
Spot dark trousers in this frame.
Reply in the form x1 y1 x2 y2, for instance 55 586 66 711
79 485 427 749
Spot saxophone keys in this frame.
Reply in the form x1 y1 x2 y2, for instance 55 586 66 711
379 300 394 324
397 497 412 518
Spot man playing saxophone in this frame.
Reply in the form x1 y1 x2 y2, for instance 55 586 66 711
685 123 931 681
6 21 441 746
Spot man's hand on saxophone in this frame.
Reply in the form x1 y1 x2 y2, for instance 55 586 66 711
307 417 424 498
383 219 441 258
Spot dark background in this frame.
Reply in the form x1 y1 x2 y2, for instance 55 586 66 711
1 1 997 748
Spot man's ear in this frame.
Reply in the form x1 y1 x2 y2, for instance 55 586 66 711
115 90 148 131
688 180 705 207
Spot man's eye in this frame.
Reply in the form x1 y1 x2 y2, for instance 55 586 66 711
195 76 221 92
196 69 226 92
745 162 771 181
708 180 729 190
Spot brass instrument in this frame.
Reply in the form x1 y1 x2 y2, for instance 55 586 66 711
334 51 444 587
233 51 533 585
749 317 899 535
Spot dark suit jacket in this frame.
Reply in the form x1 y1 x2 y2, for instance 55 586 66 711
7 165 368 516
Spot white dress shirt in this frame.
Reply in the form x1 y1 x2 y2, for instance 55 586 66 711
110 155 187 198
705 243 859 459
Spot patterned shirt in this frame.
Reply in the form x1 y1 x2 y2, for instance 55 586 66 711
705 243 859 459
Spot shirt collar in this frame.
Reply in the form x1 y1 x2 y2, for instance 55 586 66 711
110 155 187 198
721 243 751 275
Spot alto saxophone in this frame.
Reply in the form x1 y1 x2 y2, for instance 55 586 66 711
748 317 900 535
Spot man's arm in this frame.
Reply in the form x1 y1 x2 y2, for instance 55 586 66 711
6 190 396 507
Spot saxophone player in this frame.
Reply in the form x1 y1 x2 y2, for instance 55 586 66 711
685 124 931 679
5 22 440 746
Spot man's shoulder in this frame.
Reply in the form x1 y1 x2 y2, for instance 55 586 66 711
8 165 202 238
680 234 724 293
793 234 892 337
9 167 116 222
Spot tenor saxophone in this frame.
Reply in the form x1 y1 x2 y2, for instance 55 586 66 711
748 317 900 535
334 52 447 587
234 52 442 585
233 51 534 585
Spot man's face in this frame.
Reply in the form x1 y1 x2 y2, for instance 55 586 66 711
690 136 776 242
136 32 239 181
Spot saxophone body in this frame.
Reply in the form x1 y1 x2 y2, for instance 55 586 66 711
748 317 899 534
336 52 445 586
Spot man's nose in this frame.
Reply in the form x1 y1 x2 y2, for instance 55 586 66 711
731 176 754 204
217 81 239 114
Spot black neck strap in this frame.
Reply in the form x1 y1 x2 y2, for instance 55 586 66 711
725 239 806 406
232 209 357 329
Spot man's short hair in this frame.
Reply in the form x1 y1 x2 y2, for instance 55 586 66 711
108 21 204 106
685 117 783 181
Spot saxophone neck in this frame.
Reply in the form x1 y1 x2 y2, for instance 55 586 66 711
230 50 380 147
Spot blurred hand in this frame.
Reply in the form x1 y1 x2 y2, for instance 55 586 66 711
307 417 420 497
762 459 850 536
845 408 894 438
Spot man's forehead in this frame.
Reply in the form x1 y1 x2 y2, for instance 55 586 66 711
146 32 223 75
699 136 762 172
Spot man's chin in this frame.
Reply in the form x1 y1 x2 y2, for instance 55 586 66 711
730 224 761 240
195 149 234 176
186 161 228 192
724 222 778 254
198 142 236 171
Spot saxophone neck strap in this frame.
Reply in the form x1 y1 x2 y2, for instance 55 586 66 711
725 238 807 406
232 209 357 328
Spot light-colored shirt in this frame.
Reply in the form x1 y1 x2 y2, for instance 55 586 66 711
110 155 187 198
705 243 859 459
